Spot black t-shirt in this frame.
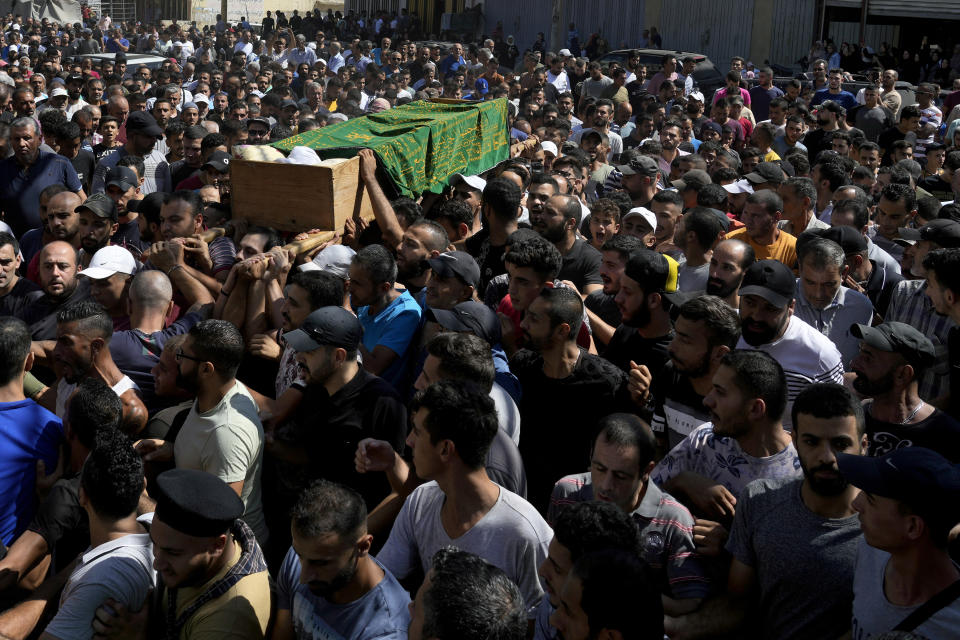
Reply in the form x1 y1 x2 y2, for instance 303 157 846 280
877 127 907 165
602 325 674 376
584 290 621 331
558 239 602 292
70 150 96 191
950 327 960 423
18 279 91 341
920 175 953 201
27 473 89 573
803 127 831 164
510 348 631 511
652 361 711 450
865 403 960 462
466 229 507 298
111 218 146 257
288 368 408 510
92 143 119 164
0 277 42 317
169 159 197 188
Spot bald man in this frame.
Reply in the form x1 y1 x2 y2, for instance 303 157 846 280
17 241 90 340
109 270 212 412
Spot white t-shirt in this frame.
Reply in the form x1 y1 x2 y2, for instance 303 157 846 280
736 316 844 430
45 514 155 639
377 481 551 614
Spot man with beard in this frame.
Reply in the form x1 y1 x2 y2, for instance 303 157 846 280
64 73 88 118
135 320 268 545
652 351 800 560
466 177 521 296
571 99 622 160
706 238 755 308
18 241 91 341
614 155 660 208
511 286 629 511
76 193 120 268
533 194 602 294
395 219 449 306
350 245 422 391
725 190 797 269
274 479 410 639
652 296 741 451
41 300 147 435
665 383 868 640
736 259 844 430
607 250 677 409
850 321 960 461
585 235 643 348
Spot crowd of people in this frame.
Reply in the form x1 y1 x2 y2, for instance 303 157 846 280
0 6 957 640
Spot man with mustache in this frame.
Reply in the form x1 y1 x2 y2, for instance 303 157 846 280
706 238 755 309
273 479 410 639
666 383 868 640
735 259 844 430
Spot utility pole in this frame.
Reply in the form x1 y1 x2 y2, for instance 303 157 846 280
550 0 564 52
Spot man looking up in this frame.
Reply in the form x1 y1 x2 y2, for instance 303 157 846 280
377 379 552 612
533 194 602 294
549 414 709 615
736 259 844 429
273 480 410 639
666 383 869 640
725 190 798 268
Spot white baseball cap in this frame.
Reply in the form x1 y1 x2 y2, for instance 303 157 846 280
81 245 137 280
623 207 657 231
688 91 705 103
299 244 356 278
558 48 572 57
49 86 68 98
193 93 210 105
722 179 754 195
450 173 487 192
540 140 558 157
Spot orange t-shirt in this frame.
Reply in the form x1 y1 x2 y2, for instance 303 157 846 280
725 226 798 270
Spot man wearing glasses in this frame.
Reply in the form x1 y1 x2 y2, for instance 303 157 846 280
136 319 268 546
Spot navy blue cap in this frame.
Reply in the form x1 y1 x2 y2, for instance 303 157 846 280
427 251 480 289
284 306 362 352
428 300 501 346
837 447 960 518
154 469 244 537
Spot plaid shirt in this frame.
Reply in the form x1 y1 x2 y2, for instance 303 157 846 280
886 279 956 401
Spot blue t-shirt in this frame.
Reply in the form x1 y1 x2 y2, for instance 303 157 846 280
358 289 422 389
0 399 63 545
277 547 410 640
810 89 858 111
0 151 82 238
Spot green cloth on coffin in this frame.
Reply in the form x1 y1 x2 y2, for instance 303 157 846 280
270 98 509 196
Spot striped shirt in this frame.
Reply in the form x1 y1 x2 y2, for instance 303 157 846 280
548 472 710 600
736 316 844 430
886 279 956 401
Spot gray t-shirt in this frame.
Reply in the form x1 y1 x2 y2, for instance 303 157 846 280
45 514 156 639
677 263 709 293
726 477 861 640
852 536 960 639
377 481 551 614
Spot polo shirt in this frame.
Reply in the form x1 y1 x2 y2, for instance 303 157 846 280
547 473 709 600
793 279 874 368
0 151 82 237
358 289 422 389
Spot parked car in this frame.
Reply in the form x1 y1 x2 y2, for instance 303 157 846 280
596 48 725 97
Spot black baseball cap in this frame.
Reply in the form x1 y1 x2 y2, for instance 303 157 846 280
284 306 362 352
202 150 232 173
815 226 867 254
105 165 138 192
75 193 118 222
125 111 164 138
739 259 796 308
744 162 786 185
897 219 960 249
426 251 480 289
280 98 300 110
616 155 659 177
672 169 711 192
837 447 960 521
428 300 501 346
154 469 244 537
850 321 936 369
